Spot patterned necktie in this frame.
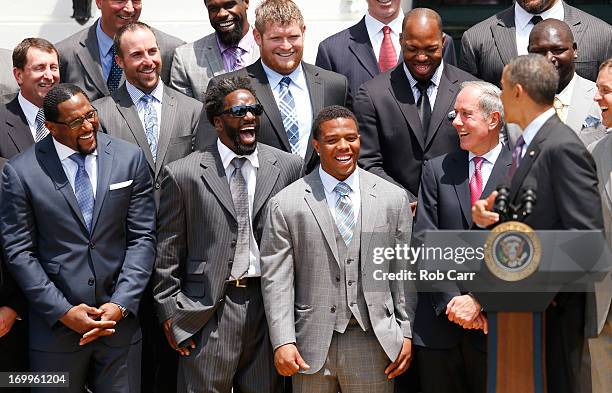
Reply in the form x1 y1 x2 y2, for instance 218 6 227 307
141 94 159 162
470 156 485 206
334 182 356 245
107 45 123 93
229 157 251 280
35 107 49 142
226 46 245 71
378 26 397 72
416 80 432 135
278 77 300 154
530 15 543 25
553 97 567 123
69 153 95 233
509 135 526 178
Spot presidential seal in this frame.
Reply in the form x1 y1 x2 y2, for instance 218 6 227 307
484 221 541 282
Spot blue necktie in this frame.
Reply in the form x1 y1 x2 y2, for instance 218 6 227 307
278 77 300 154
334 182 355 245
141 94 159 162
107 45 122 93
69 153 95 233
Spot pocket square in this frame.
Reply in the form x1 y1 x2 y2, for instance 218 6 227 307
109 180 133 190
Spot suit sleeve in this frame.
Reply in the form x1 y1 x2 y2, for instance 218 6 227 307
260 197 297 350
0 254 27 317
315 42 333 71
442 33 457 67
193 78 220 151
152 165 187 323
459 32 479 78
169 49 194 99
0 163 73 326
110 150 156 315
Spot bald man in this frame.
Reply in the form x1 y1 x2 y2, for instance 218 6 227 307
355 8 476 201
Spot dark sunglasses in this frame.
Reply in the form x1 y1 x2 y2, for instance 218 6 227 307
218 104 264 118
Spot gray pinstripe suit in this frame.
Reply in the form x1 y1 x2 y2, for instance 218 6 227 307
460 2 612 85
153 142 302 393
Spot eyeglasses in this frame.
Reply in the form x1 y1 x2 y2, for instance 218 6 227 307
54 109 98 130
218 104 264 118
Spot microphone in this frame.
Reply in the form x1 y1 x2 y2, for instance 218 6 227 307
447 110 456 122
519 178 537 220
493 184 510 220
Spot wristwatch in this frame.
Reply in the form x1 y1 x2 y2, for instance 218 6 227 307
114 303 129 319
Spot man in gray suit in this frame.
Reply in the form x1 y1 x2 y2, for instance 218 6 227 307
0 83 156 393
196 0 350 174
528 19 602 143
586 59 612 393
260 105 415 392
170 0 259 101
153 76 302 393
0 48 18 101
92 21 202 393
460 0 612 86
56 0 184 101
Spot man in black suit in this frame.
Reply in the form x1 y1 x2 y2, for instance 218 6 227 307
474 54 603 393
195 0 350 174
460 0 612 86
355 8 476 201
413 81 512 393
0 38 60 159
315 0 457 96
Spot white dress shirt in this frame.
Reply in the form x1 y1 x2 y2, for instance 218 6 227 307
52 137 98 198
555 72 577 122
468 142 503 188
17 92 42 141
364 10 403 63
515 0 564 55
519 108 556 158
126 79 164 137
261 62 313 159
217 139 261 277
319 166 361 223
404 61 445 111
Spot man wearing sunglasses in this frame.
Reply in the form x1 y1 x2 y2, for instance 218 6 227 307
153 76 302 393
0 83 156 393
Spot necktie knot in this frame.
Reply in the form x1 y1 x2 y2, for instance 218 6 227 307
382 26 391 35
280 76 292 88
69 153 87 168
472 156 484 169
334 181 351 197
515 135 526 150
36 107 45 124
530 15 543 25
142 94 154 104
416 80 431 95
231 157 247 170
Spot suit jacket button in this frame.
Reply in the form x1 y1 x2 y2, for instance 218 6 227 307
348 280 353 286
89 242 95 249
346 258 353 264
335 276 340 282
231 240 237 247
155 182 161 189
330 305 336 313
88 278 95 286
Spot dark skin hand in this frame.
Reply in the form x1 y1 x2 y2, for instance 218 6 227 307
163 319 196 356
79 303 123 346
59 303 116 343
384 338 412 379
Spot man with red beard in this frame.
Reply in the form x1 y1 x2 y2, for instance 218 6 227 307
93 22 202 393
170 0 259 102
153 76 303 393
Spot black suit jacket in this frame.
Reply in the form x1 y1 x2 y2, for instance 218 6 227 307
0 96 35 159
315 16 457 96
460 2 612 85
355 62 477 200
194 59 351 174
412 146 511 349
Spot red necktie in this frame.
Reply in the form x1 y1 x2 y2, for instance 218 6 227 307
470 157 484 206
378 26 397 72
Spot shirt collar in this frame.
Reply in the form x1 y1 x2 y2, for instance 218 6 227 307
216 26 256 55
404 61 444 90
515 0 564 31
52 136 98 161
96 19 114 56
468 141 503 164
126 79 164 105
17 92 41 127
261 61 307 92
522 107 556 147
217 138 260 170
364 9 404 37
319 165 360 196
556 72 577 106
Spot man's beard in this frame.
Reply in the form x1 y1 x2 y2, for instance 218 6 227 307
227 123 257 156
217 20 244 47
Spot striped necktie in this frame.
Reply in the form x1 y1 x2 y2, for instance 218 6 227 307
35 107 49 142
278 77 300 154
141 94 159 162
334 181 355 245
69 153 95 233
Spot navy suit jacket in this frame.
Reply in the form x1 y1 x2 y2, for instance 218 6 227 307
315 17 457 96
0 96 35 160
0 133 156 352
412 146 511 349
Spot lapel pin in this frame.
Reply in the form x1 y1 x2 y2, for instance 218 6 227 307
529 151 535 157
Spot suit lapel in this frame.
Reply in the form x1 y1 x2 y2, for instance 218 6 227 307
155 86 177 177
303 171 340 265
113 85 156 170
359 170 378 261
389 65 425 150
483 145 512 198
200 34 227 75
253 147 280 220
303 63 323 168
200 147 236 220
491 8 518 68
566 76 594 132
90 134 113 233
426 66 458 148
248 61 292 152
4 97 34 151
36 136 88 232
449 150 472 226
348 18 379 79
76 24 113 97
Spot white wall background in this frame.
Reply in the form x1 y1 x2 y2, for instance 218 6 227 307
0 0 414 63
